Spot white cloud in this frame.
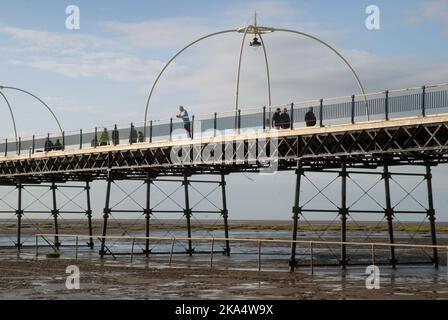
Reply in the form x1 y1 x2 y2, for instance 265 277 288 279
9 54 164 82
0 26 116 53
40 96 142 127
0 26 170 82
144 30 448 119
99 18 214 49
403 0 448 33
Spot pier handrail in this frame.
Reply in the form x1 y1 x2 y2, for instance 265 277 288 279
34 233 448 273
34 233 448 250
1 83 448 157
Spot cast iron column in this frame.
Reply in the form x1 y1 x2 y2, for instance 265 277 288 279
339 160 348 269
383 165 397 268
51 182 60 250
100 177 112 258
221 173 230 256
16 181 23 251
289 162 302 272
144 173 152 257
85 181 94 249
183 173 193 256
426 165 438 268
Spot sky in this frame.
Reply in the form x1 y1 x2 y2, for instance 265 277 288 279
0 0 448 222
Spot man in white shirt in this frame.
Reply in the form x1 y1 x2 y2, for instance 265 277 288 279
176 105 191 138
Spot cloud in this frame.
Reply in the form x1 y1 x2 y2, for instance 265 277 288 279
99 18 214 49
0 26 170 82
0 26 116 53
40 96 142 126
9 54 164 82
143 30 448 119
1 16 447 121
403 0 448 33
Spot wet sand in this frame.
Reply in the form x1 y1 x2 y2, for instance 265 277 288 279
0 258 447 299
2 219 448 236
1 219 447 299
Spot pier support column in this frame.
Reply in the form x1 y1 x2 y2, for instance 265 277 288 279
383 165 397 268
16 181 23 251
50 182 60 250
85 181 94 250
339 160 348 269
425 165 438 268
144 173 153 257
289 162 302 272
183 173 194 256
221 173 230 256
100 177 112 258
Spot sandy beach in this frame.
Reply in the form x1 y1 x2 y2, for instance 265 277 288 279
0 258 447 300
1 219 447 299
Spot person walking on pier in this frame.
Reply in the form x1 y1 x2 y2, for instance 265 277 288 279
272 108 282 129
176 105 191 138
99 128 110 146
280 107 291 129
305 107 317 127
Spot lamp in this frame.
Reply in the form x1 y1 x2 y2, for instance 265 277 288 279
249 36 262 48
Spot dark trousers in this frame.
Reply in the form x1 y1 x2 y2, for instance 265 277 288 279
184 123 191 138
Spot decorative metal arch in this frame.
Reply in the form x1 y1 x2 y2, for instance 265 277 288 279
273 28 369 118
0 86 63 135
143 19 369 138
0 91 18 147
235 26 272 117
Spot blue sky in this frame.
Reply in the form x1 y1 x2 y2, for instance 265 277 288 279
0 0 447 221
1 0 447 135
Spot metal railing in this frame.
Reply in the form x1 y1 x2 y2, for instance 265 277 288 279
1 83 448 157
34 233 448 274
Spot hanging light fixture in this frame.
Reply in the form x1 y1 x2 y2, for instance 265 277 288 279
249 36 262 48
249 11 262 49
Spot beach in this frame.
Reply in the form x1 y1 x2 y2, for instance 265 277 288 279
0 219 447 299
0 258 447 299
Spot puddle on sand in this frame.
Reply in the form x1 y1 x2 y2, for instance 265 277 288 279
228 281 273 290
157 280 187 287
196 289 224 299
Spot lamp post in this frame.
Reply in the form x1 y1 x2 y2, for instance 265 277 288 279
143 14 369 138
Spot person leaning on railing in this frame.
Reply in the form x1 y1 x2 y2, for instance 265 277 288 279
44 138 54 152
305 107 317 127
272 108 282 129
176 105 192 138
280 107 291 129
112 125 120 145
99 128 110 146
53 139 63 150
129 124 138 143
138 131 144 142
